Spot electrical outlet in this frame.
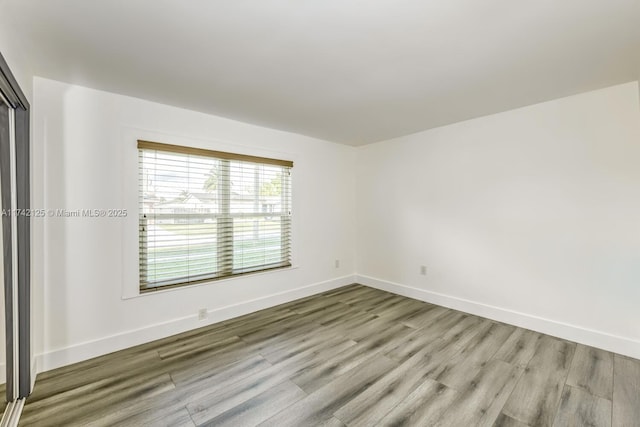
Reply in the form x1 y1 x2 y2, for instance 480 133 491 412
198 308 208 320
420 265 427 276
335 259 340 268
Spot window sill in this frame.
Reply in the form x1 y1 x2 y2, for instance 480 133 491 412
121 264 299 300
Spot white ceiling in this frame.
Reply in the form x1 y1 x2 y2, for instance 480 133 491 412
4 0 640 145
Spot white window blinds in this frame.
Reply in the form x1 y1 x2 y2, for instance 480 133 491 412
138 141 292 291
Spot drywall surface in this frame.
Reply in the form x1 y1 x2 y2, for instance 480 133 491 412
32 75 640 370
356 82 640 358
0 18 33 102
33 77 356 371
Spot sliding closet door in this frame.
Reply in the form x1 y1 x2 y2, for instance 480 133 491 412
0 171 4 406
13 106 29 399
0 97 14 401
0 55 30 401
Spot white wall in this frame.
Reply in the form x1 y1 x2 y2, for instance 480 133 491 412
31 75 640 371
356 82 640 359
0 23 33 101
33 77 356 372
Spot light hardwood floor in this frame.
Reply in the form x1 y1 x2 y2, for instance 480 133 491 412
19 284 640 426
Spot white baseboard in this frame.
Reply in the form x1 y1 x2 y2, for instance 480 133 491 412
30 358 37 391
36 275 355 373
357 274 640 360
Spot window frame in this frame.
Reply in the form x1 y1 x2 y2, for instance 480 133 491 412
137 140 293 293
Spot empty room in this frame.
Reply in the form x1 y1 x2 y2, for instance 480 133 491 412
0 0 639 426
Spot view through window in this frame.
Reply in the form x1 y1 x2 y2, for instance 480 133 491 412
138 141 292 291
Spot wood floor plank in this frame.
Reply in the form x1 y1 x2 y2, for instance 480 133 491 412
552 385 611 427
157 335 245 360
198 380 306 427
525 336 576 372
170 353 270 387
332 287 384 306
493 413 530 427
338 287 390 306
401 336 469 383
374 299 432 324
289 322 409 393
185 335 356 424
300 301 355 325
258 326 346 364
31 378 195 427
433 359 523 427
359 294 410 314
258 355 395 427
374 379 459 426
401 305 449 329
147 324 238 357
162 338 272 385
28 373 193 427
501 336 576 426
319 308 378 333
295 303 355 326
343 314 414 343
324 417 348 427
236 316 319 345
493 328 543 368
186 373 293 424
86 405 196 427
267 334 357 372
383 330 438 363
566 344 613 400
223 313 300 341
612 355 640 427
382 310 465 363
239 320 321 351
420 320 494 383
436 322 515 390
20 373 176 426
441 313 486 348
25 349 165 404
322 288 380 309
333 341 447 426
342 291 398 313
370 297 426 321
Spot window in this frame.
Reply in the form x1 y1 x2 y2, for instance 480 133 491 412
138 140 292 292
